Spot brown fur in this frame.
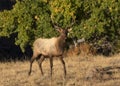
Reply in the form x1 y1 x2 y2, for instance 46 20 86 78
66 42 96 58
79 42 96 57
28 28 68 78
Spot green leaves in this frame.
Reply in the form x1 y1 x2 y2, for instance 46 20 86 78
0 0 51 52
50 0 80 27
0 0 120 53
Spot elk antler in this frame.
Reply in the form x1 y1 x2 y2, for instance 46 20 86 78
50 16 62 32
65 20 75 30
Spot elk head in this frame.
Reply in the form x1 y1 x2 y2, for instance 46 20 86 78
51 19 75 39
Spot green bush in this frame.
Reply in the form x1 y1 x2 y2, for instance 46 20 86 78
0 0 120 54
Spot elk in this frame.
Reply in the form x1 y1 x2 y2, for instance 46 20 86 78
28 21 74 78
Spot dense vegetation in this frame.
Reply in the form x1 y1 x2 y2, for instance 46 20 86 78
0 0 120 55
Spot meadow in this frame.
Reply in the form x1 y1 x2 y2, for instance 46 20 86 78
0 54 120 86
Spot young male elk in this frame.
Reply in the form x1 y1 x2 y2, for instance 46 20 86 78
28 22 74 78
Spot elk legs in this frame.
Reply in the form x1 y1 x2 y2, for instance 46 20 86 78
59 56 66 78
49 56 53 77
37 55 45 75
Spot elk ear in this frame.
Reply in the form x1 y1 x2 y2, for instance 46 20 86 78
67 28 72 32
65 20 75 31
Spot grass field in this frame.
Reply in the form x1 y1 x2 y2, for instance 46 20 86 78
0 54 120 86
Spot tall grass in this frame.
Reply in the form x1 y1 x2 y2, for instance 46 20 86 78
0 54 120 86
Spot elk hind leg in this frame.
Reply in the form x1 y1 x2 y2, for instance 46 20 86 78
37 55 45 75
28 54 39 76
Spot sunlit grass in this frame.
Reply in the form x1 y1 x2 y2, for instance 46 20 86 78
0 54 120 86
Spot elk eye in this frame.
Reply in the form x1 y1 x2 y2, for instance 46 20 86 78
66 32 68 35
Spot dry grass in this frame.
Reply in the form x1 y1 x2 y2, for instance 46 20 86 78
0 54 120 86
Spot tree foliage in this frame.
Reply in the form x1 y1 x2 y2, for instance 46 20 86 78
0 0 53 52
0 0 120 54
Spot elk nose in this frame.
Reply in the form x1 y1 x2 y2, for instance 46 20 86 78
65 36 67 40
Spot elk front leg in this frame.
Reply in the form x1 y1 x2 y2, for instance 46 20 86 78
49 56 53 77
59 56 66 78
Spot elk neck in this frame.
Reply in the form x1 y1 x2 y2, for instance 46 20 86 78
58 33 67 44
55 34 67 53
